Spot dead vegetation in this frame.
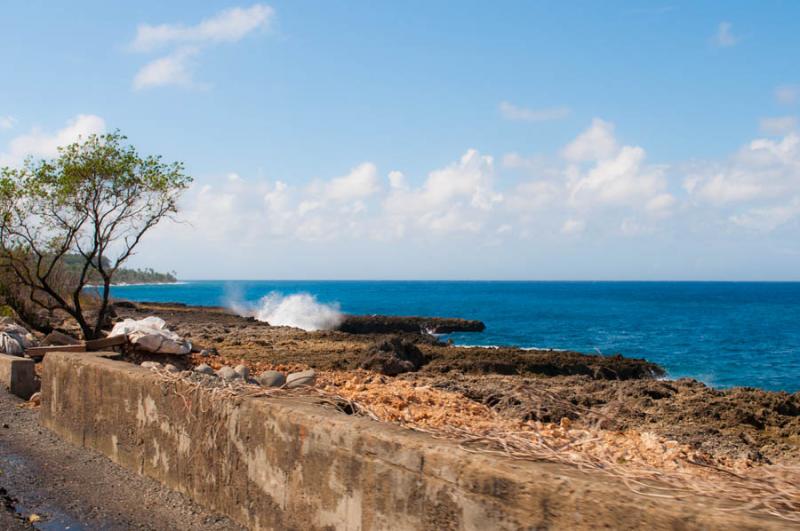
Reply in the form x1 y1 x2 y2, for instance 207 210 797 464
148 364 800 523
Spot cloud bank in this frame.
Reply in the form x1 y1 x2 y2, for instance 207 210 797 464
3 114 799 274
158 117 800 252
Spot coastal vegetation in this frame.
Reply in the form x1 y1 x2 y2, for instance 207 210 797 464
0 132 190 339
61 254 177 284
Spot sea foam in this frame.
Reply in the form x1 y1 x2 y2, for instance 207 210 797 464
231 292 344 331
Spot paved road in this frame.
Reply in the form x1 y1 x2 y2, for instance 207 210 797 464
0 390 244 530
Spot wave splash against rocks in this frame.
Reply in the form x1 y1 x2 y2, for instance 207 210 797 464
229 292 344 331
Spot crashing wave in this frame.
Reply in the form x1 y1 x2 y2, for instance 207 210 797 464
230 292 343 332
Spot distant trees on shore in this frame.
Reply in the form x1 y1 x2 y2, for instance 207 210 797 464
60 254 177 285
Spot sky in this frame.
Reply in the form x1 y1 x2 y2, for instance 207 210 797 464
1 1 800 280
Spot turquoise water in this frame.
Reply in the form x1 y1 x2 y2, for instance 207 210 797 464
108 281 800 392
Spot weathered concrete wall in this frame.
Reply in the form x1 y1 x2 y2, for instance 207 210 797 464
0 353 35 399
39 353 784 530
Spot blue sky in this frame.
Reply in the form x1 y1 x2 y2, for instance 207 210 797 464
2 1 800 279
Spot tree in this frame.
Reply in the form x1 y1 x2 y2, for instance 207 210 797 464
0 132 191 339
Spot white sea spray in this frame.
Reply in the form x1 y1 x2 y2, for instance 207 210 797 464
229 291 343 331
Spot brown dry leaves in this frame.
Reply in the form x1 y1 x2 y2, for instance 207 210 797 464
197 359 799 520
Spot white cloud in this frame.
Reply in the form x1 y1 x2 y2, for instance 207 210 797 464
0 116 16 130
0 114 105 167
133 47 199 90
506 180 560 211
760 116 797 136
130 5 274 52
502 152 533 169
712 21 737 47
567 145 672 210
388 170 407 190
384 149 503 235
501 153 564 179
559 119 675 216
561 118 618 162
685 133 800 205
324 162 380 201
775 85 799 106
729 199 800 232
645 193 676 214
129 4 273 90
499 102 571 122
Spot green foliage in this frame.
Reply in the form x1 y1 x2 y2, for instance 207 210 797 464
59 253 177 284
0 131 191 338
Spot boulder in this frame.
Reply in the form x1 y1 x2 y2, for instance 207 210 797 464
358 336 428 376
42 330 81 346
338 315 485 334
194 363 214 375
234 364 249 380
111 300 137 309
216 366 237 381
286 369 316 389
257 370 286 388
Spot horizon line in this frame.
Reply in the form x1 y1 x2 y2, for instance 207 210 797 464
124 278 800 283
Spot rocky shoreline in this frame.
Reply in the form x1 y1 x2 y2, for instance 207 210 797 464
110 300 799 467
338 314 485 334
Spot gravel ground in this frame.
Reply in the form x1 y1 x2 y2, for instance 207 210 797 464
0 390 245 531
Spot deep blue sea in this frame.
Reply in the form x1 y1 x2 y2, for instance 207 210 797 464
108 281 800 393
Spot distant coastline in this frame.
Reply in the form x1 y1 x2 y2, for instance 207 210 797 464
89 280 187 288
62 253 179 286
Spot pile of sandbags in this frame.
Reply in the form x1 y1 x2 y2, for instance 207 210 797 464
109 316 191 355
0 317 36 355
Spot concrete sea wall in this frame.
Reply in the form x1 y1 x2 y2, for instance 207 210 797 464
0 353 36 399
39 352 782 530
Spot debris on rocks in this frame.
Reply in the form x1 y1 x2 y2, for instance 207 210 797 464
286 369 316 389
164 364 179 373
109 316 191 355
140 361 162 370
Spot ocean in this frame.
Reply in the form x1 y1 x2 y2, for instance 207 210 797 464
107 280 800 393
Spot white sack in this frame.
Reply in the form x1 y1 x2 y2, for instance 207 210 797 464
0 318 36 355
0 333 23 355
109 316 191 355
